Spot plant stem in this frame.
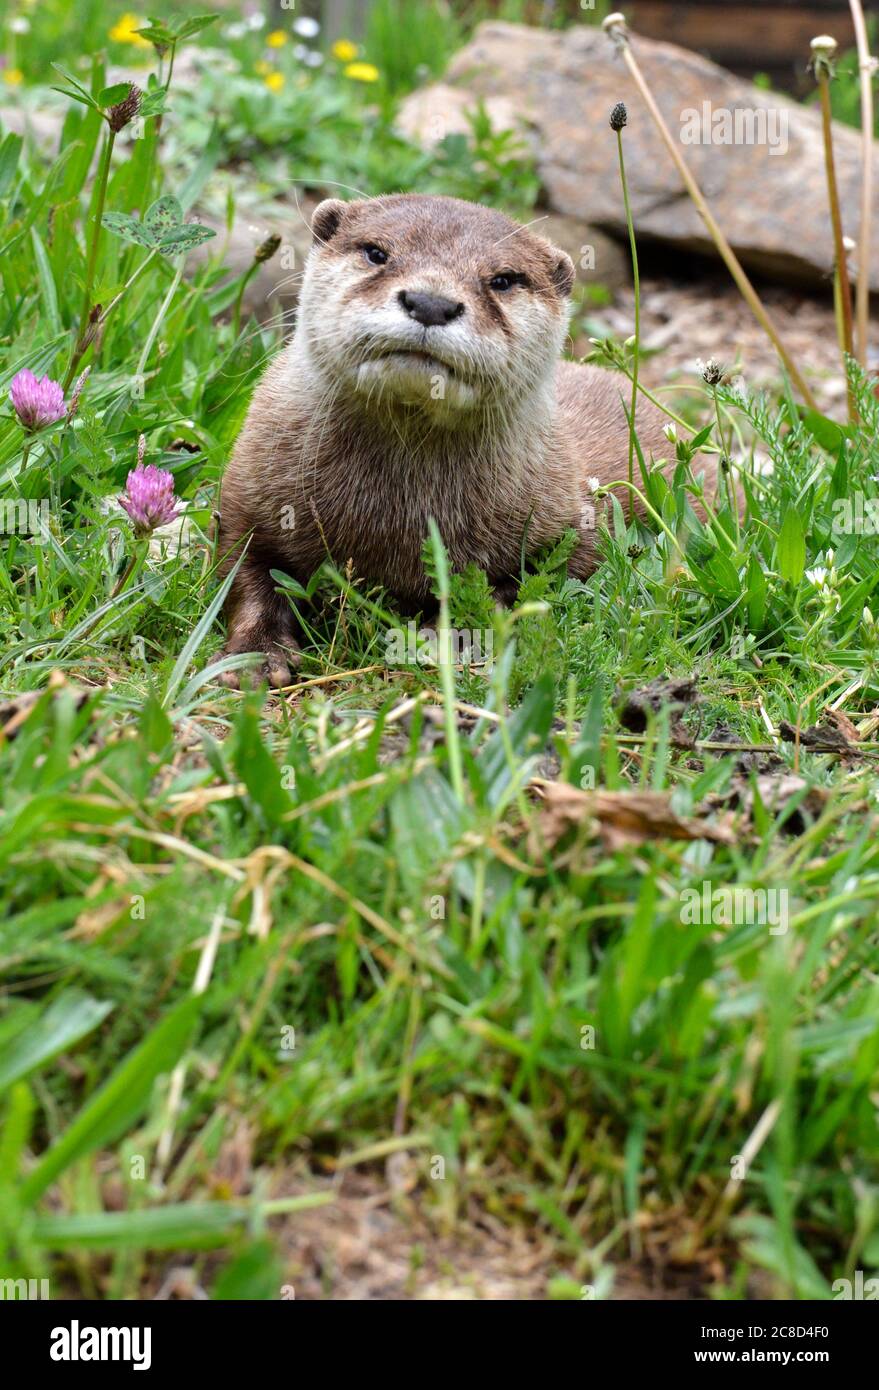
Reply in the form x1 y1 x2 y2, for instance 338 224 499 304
713 389 741 548
111 539 147 599
684 460 737 551
616 127 640 524
611 363 692 431
66 126 116 388
599 479 687 558
428 520 464 803
231 263 259 339
98 248 159 327
609 27 819 411
849 0 874 367
136 256 184 379
142 43 176 215
817 68 857 422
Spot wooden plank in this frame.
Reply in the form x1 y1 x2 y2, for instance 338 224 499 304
628 1 859 64
630 0 862 8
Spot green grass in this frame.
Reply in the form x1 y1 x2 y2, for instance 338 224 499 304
0 7 878 1302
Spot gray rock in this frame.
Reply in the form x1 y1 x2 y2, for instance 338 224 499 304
538 211 631 291
191 201 318 326
396 87 629 289
400 21 879 291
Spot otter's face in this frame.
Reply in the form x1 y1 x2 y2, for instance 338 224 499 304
297 194 575 416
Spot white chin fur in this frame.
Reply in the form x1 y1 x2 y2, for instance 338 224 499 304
355 356 480 411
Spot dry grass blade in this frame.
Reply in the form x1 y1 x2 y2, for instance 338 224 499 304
849 0 875 364
603 14 819 410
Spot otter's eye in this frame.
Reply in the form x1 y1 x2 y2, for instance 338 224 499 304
362 244 389 267
489 271 526 292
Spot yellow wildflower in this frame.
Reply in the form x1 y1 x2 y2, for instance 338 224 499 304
331 39 358 63
2 67 24 87
108 13 150 48
344 61 380 83
264 71 285 93
267 30 287 48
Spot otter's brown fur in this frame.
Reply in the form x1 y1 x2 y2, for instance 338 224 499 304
217 193 688 687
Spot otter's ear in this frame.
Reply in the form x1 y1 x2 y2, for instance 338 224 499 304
550 250 575 298
311 198 348 246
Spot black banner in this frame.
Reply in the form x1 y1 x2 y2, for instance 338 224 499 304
3 1295 875 1373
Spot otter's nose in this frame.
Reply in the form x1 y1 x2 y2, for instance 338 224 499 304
398 290 464 327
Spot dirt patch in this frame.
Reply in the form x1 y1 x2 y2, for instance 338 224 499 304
579 270 865 416
268 1172 703 1301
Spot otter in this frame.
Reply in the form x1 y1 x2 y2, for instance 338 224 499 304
217 193 686 687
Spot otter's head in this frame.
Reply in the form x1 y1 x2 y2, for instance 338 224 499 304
297 194 574 416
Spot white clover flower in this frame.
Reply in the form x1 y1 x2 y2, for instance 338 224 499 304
293 17 320 38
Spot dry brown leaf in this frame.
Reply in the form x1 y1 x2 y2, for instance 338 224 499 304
825 707 861 744
531 781 734 852
0 672 91 742
779 719 855 755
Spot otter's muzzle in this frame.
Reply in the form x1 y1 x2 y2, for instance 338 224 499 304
398 290 465 328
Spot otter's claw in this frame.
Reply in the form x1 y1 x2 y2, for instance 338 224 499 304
217 638 300 691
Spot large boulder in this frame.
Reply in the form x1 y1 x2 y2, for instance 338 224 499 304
399 21 879 291
191 200 318 325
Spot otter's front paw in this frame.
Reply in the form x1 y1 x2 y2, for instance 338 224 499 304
217 628 301 690
492 577 520 609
